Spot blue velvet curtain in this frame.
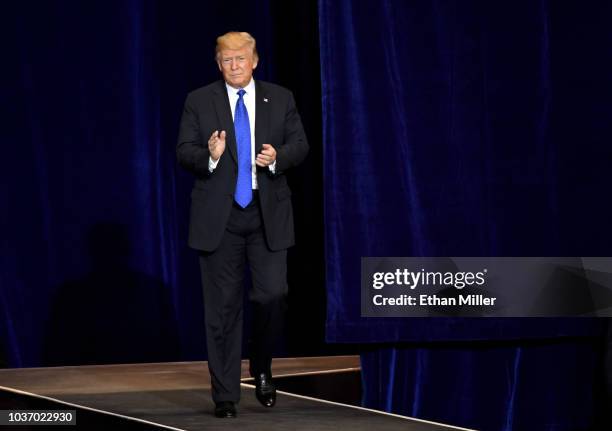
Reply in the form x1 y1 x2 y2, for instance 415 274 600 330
319 0 611 429
361 339 605 431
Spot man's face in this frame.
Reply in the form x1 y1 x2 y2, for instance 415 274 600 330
217 46 258 89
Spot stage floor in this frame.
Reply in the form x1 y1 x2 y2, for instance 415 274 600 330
0 356 472 430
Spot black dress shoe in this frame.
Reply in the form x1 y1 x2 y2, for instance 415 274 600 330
214 401 237 418
254 373 276 407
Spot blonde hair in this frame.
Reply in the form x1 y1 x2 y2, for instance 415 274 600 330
215 31 258 61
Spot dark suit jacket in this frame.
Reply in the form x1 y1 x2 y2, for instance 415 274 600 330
177 80 309 252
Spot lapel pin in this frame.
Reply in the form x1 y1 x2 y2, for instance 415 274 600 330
263 98 269 103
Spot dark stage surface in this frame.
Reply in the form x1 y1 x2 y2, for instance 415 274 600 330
0 356 472 430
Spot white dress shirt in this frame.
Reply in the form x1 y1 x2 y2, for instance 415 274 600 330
209 78 275 189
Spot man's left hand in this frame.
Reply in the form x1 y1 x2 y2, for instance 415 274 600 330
256 144 276 167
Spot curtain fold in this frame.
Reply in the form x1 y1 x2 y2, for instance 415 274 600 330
360 339 605 430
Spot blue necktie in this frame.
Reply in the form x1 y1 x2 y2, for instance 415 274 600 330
234 89 252 208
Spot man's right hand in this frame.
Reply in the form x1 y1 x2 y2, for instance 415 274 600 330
208 130 226 162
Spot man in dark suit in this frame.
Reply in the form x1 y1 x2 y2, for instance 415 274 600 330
176 31 308 418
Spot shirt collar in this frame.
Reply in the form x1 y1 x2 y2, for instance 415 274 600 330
225 78 255 96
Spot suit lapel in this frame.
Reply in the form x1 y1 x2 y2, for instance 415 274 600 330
254 80 269 156
212 81 237 164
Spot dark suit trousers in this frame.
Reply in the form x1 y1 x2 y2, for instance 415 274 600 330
198 193 287 403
